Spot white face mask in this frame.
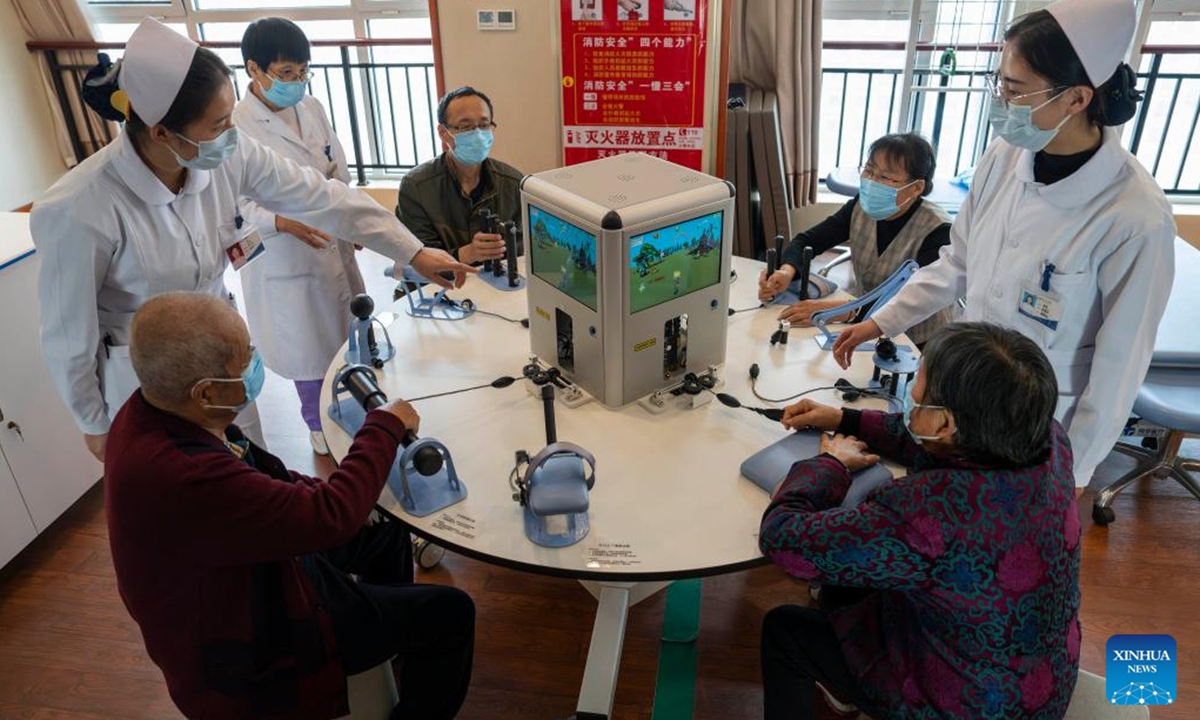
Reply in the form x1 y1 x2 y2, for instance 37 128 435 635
988 89 1071 153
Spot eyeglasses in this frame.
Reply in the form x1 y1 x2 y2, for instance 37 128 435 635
446 122 498 133
859 164 910 186
984 71 1065 105
268 67 311 83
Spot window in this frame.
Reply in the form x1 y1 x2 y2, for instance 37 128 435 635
94 22 189 47
80 0 438 178
819 1 1034 179
817 0 1200 193
820 7 911 175
1127 1 1200 193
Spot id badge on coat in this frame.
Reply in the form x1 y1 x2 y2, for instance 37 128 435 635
1018 281 1064 331
226 226 266 271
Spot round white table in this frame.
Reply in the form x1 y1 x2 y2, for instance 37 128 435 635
322 255 894 719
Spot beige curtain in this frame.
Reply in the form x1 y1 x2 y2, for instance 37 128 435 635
10 0 112 166
730 0 822 206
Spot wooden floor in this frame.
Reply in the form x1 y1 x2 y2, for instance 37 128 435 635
1 459 1198 720
2 440 1197 720
1 258 1196 719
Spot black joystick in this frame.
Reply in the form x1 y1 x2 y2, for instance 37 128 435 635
798 246 813 300
350 293 374 320
875 337 898 362
342 365 443 476
349 294 383 368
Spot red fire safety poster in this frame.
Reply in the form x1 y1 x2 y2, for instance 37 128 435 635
560 0 709 170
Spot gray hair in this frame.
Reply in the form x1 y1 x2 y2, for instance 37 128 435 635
921 322 1059 467
129 292 247 404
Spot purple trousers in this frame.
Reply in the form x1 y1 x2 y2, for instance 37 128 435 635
295 379 325 432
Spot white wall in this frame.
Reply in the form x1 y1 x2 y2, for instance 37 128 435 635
433 0 562 175
0 3 68 210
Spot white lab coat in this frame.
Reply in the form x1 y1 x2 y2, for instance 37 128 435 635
232 92 364 380
31 129 422 437
871 128 1176 487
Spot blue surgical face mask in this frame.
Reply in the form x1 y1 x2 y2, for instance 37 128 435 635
903 388 946 443
198 349 265 413
988 90 1070 153
171 126 240 171
262 75 307 109
451 129 494 166
859 177 919 221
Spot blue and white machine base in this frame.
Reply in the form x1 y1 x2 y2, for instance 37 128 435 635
811 260 918 351
516 443 596 548
478 266 526 291
400 266 477 321
770 273 838 306
344 315 395 366
327 378 467 517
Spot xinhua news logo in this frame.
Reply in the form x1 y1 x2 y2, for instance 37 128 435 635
1106 634 1176 706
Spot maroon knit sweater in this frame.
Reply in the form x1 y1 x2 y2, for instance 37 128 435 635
105 391 406 720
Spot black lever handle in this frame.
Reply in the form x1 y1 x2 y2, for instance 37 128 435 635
799 246 813 300
342 366 443 475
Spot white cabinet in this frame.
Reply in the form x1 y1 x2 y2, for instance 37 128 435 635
0 213 102 563
0 451 37 569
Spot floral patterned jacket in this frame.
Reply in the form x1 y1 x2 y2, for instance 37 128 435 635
760 409 1081 720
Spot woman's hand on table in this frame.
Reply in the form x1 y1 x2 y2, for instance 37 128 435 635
781 399 843 432
777 298 847 326
820 433 880 473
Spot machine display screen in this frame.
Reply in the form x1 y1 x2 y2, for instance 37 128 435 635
529 205 598 310
628 210 723 314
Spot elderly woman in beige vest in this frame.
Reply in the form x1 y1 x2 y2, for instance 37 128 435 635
759 133 956 346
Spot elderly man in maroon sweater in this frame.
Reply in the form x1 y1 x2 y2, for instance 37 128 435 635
104 292 474 720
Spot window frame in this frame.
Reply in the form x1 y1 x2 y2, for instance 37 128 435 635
81 0 437 181
82 0 432 43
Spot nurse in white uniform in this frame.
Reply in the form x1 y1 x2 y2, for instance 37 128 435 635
832 0 1176 487
31 19 472 462
232 18 365 456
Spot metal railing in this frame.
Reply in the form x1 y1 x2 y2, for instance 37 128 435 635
29 38 1200 195
820 43 1200 196
27 39 440 185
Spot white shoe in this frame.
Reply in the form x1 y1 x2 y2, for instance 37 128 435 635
309 431 330 456
816 682 859 717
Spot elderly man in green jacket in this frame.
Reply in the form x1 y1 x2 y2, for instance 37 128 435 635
396 86 524 265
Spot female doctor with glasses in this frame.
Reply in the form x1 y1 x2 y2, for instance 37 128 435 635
31 18 472 462
832 0 1176 488
232 18 371 456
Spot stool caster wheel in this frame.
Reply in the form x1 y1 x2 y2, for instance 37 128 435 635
413 537 445 569
1092 504 1116 526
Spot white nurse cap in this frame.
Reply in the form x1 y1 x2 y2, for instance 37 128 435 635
118 18 199 126
1046 0 1136 87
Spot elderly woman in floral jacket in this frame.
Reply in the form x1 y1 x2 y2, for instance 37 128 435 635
759 322 1081 720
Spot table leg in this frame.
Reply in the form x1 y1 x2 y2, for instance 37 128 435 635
571 581 674 719
573 583 632 719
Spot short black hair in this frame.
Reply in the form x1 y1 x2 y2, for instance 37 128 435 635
867 133 936 197
126 47 233 135
241 17 311 73
920 322 1059 468
1004 10 1137 127
437 86 494 126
